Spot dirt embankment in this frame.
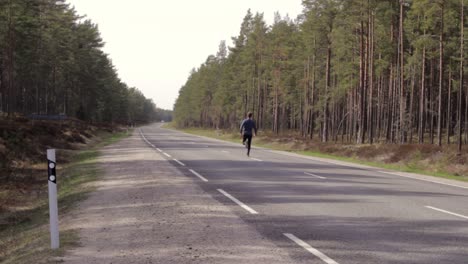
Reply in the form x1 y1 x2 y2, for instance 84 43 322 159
0 117 124 226
0 117 128 169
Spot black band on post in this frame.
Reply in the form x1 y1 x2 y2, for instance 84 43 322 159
48 160 57 183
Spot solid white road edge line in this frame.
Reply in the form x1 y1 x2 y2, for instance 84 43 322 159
189 169 208 182
378 171 468 190
425 206 468 220
304 172 327 179
173 159 185 166
163 152 171 158
283 233 339 264
217 189 258 215
139 130 152 146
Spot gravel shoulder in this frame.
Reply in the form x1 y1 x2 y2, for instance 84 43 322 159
61 131 294 264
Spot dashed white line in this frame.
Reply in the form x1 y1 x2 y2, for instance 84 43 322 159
378 171 468 190
163 152 171 158
250 157 263 162
217 189 258 215
425 206 468 220
173 159 185 166
156 148 163 152
221 150 229 153
304 172 327 179
284 233 339 264
189 169 208 182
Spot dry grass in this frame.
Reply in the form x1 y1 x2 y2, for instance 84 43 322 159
168 125 467 180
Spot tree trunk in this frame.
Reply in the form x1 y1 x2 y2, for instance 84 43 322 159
409 67 416 143
358 16 365 144
399 0 406 143
367 8 375 144
437 2 445 146
387 64 394 142
419 45 426 143
430 59 435 144
458 0 464 153
323 42 331 142
6 0 16 116
447 67 452 144
310 49 316 140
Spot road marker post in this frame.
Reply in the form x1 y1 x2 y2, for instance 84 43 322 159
47 149 60 249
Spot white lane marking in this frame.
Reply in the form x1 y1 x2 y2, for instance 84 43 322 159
304 172 327 179
140 130 158 149
425 206 468 220
221 150 229 153
378 171 468 190
143 138 152 146
217 189 258 215
156 148 163 152
250 157 263 162
173 159 185 166
163 152 171 158
284 233 339 264
189 169 208 182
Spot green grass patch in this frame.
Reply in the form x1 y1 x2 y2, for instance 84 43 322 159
98 130 132 146
0 130 131 264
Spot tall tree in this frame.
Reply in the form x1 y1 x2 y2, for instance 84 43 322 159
458 0 465 153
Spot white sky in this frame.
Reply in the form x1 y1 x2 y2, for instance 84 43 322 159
66 0 303 110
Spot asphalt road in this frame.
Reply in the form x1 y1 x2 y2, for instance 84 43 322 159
140 123 468 264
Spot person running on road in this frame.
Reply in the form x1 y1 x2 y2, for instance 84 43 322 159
240 112 257 157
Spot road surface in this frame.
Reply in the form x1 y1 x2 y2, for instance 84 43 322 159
137 123 468 264
62 127 294 264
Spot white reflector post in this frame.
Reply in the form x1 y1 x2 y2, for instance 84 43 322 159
47 149 60 249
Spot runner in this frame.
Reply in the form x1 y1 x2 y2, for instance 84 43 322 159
240 112 257 157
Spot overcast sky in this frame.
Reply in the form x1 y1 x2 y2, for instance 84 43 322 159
66 0 303 110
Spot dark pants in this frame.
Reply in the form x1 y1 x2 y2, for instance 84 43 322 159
243 134 253 155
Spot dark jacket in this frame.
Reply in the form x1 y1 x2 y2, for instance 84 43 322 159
240 118 257 136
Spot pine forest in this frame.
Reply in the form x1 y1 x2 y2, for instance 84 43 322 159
174 0 468 151
0 0 160 124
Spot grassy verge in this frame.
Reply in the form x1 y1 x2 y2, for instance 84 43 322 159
0 130 131 264
295 151 466 181
164 123 467 182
